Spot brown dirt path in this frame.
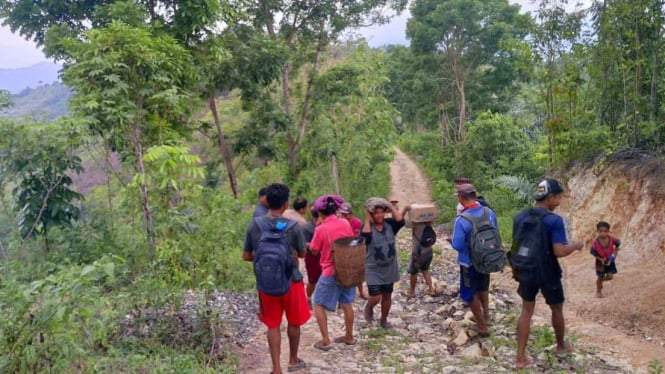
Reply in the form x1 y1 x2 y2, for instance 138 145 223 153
389 147 432 205
237 147 434 374
237 148 665 373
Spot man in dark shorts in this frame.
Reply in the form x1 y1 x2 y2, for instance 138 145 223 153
361 197 411 328
404 223 436 298
242 183 310 374
451 183 498 336
512 178 584 369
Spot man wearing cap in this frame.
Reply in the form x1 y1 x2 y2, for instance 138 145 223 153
512 178 584 369
451 183 498 336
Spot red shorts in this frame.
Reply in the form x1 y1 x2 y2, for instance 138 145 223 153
305 252 322 284
258 280 311 329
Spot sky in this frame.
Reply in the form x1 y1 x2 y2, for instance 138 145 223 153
0 0 591 69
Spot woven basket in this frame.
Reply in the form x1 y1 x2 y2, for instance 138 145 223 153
333 236 366 287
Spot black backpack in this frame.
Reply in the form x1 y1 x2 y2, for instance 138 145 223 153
416 225 437 247
253 217 298 296
509 208 552 285
460 207 506 274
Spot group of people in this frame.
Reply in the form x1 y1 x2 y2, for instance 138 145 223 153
243 178 621 372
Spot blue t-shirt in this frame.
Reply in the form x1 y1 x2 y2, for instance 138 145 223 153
512 207 568 281
252 203 269 218
451 205 499 267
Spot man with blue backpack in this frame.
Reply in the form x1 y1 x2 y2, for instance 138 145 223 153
242 183 310 374
451 183 504 337
510 178 584 369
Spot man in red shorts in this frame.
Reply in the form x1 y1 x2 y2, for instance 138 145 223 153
243 183 310 373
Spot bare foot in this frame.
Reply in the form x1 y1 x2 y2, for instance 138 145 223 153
364 305 373 323
556 340 574 357
515 356 534 369
402 290 415 299
596 291 603 298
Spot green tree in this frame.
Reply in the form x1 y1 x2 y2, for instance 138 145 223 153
407 0 530 142
59 21 197 255
244 0 408 180
590 0 665 150
459 111 537 180
529 0 584 164
0 119 83 251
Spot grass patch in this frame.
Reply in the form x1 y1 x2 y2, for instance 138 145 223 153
649 359 664 374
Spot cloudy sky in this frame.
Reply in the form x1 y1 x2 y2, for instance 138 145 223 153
0 0 590 69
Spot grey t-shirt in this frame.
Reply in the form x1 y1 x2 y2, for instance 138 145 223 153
243 215 306 281
361 218 405 285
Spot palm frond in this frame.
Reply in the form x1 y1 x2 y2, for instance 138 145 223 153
496 175 534 203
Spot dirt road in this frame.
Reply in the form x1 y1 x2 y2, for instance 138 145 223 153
237 148 665 373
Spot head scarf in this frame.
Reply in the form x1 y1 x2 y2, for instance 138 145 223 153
364 197 391 213
312 194 345 212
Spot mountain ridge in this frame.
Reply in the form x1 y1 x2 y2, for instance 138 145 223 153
0 61 61 94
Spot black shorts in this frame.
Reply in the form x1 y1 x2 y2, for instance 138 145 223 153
517 278 565 305
367 283 394 296
407 246 433 274
596 260 618 276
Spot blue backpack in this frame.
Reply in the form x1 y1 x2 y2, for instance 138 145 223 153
253 217 298 296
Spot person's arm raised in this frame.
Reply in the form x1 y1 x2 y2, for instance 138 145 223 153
391 203 411 222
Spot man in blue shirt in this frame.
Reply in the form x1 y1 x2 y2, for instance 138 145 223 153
451 183 498 336
512 178 583 369
252 186 269 217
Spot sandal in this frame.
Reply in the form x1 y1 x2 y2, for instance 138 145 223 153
287 358 306 372
313 341 333 352
334 336 357 345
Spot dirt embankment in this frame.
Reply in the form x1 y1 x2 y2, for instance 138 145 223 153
556 155 665 365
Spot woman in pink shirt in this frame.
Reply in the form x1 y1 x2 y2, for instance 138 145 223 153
309 194 356 350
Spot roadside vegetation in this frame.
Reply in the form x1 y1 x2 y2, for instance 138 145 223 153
1 0 664 371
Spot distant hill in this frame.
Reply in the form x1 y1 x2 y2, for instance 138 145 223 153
0 61 61 94
0 81 70 121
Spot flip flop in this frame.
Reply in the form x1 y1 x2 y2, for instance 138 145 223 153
334 336 357 345
313 341 333 352
287 358 306 372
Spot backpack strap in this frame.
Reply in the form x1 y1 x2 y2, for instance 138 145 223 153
459 206 490 227
254 216 298 233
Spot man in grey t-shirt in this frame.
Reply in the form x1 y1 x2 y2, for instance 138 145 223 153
360 197 411 328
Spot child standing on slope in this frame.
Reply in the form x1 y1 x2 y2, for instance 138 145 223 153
590 221 621 298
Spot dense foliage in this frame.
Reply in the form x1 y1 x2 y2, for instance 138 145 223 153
1 0 665 370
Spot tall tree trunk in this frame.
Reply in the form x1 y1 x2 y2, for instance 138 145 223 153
288 33 324 175
130 121 156 256
208 92 239 198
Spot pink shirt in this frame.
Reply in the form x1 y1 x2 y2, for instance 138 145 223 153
310 215 354 276
347 215 362 235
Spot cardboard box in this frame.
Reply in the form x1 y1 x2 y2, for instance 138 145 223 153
408 203 439 223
